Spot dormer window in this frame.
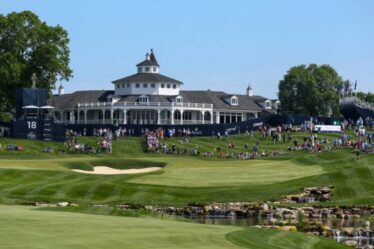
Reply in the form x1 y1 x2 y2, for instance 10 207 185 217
138 95 149 103
145 67 150 72
138 67 142 73
176 96 183 104
231 96 238 106
265 100 271 109
152 67 157 72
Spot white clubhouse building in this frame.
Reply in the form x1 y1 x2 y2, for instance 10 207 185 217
52 50 279 125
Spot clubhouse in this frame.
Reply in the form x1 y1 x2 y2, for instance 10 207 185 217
51 50 279 125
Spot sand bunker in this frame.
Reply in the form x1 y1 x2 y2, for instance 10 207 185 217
72 166 161 175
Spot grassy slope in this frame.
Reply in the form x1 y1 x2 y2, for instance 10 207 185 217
0 205 348 249
0 134 373 206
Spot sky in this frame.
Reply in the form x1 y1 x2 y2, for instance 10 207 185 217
1 0 373 98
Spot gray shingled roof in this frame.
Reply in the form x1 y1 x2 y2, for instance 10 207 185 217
179 91 262 111
51 90 114 109
112 73 182 85
136 60 159 67
51 90 264 112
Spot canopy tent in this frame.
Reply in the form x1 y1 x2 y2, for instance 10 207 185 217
40 106 54 109
22 105 39 109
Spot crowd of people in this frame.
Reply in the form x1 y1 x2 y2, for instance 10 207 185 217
143 123 373 160
65 128 113 154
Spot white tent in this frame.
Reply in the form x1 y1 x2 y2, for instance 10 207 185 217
40 106 54 109
22 105 39 109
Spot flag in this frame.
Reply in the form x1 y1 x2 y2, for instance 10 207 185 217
354 80 357 91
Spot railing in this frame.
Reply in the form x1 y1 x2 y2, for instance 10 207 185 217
339 97 374 110
174 120 204 125
77 101 213 109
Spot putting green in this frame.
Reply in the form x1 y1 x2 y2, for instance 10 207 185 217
129 159 323 187
0 205 348 249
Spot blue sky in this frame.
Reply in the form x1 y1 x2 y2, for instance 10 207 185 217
1 0 373 98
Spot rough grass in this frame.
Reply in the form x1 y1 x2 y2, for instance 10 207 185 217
0 205 349 249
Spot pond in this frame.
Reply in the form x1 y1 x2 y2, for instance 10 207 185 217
188 216 374 248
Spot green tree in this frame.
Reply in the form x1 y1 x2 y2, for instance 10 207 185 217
356 91 374 104
278 64 343 116
0 11 72 119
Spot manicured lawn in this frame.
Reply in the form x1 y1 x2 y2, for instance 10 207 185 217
0 205 349 249
0 134 372 206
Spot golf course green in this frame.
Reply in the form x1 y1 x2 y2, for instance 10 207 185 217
0 131 371 248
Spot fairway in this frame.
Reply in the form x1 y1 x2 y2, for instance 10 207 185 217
129 159 323 187
0 205 348 249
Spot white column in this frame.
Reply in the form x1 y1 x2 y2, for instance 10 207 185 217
201 111 204 125
171 110 174 125
110 109 114 125
216 111 220 124
123 110 127 124
69 111 74 124
210 111 213 124
102 110 105 125
180 110 184 125
84 110 87 124
157 110 161 125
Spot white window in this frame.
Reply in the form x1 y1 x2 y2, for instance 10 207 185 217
143 83 148 88
138 95 149 103
116 83 120 89
231 96 238 106
176 96 183 103
151 83 156 88
161 84 165 88
152 67 157 72
167 84 170 88
265 100 271 109
145 67 150 72
136 83 140 88
172 84 177 89
138 67 142 73
127 83 130 88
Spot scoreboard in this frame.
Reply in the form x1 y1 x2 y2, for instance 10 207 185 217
11 117 66 141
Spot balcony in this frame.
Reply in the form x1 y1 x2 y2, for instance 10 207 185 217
77 101 213 109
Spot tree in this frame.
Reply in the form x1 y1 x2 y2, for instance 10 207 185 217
278 64 343 116
0 11 72 119
356 91 374 104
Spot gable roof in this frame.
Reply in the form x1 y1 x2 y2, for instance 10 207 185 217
51 90 269 112
179 91 262 111
112 73 182 84
51 90 114 109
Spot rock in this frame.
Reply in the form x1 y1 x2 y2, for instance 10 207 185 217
341 227 355 237
260 203 269 211
57 202 69 207
344 240 357 247
363 245 374 249
278 226 297 232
